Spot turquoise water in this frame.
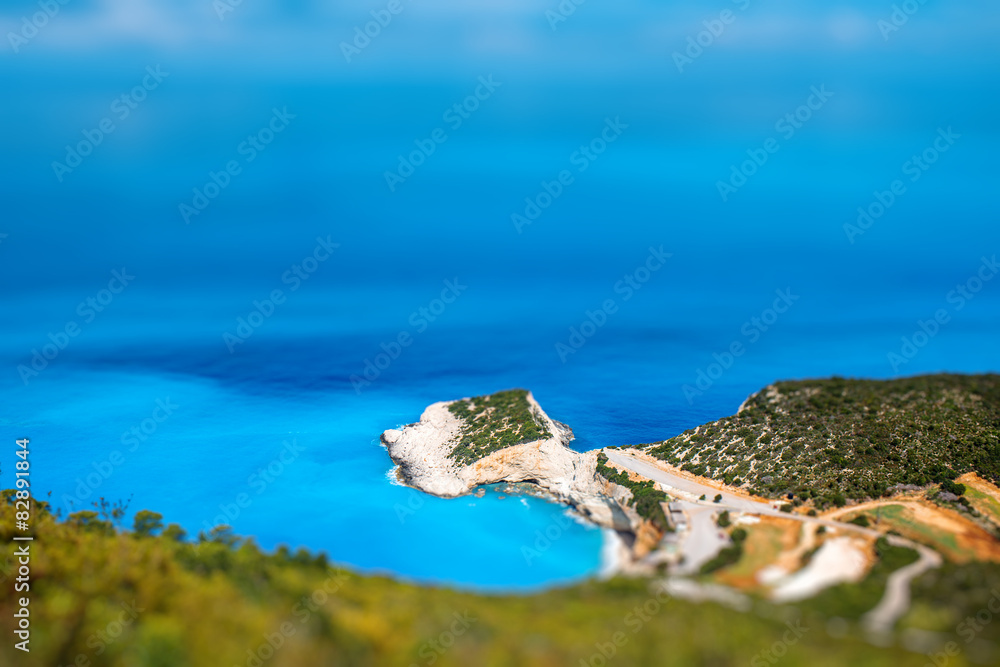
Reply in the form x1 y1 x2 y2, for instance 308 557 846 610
2 1 999 589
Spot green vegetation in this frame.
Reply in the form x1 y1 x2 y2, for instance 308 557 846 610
447 389 552 465
964 484 1000 524
645 374 1000 504
0 494 928 667
858 504 964 558
700 528 748 575
596 453 670 531
717 510 731 528
904 560 1000 648
940 479 966 496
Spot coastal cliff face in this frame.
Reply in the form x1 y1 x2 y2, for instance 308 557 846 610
380 391 645 536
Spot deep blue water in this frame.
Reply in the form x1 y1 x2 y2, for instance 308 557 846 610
1 1 998 589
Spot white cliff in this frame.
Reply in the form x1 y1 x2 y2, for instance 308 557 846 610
381 391 638 534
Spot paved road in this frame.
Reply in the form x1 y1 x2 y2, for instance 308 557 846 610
672 502 730 575
604 449 942 631
605 449 886 535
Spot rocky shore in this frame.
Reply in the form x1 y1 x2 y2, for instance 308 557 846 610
380 391 665 565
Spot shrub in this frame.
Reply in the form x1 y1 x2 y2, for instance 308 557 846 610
700 545 743 575
940 479 966 496
133 509 164 537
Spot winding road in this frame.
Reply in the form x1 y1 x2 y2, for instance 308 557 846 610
603 449 942 632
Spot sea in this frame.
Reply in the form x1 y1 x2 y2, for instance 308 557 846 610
1 1 997 590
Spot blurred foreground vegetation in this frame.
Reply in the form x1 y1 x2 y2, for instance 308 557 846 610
0 494 984 667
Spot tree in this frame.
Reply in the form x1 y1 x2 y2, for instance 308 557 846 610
68 510 113 534
201 525 240 547
163 523 188 542
133 510 164 537
717 511 731 528
713 494 723 504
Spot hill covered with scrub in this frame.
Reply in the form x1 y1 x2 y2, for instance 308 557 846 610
645 374 1000 506
0 494 980 667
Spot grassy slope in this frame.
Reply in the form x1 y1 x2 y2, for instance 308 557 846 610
596 452 670 531
645 374 1000 505
447 389 552 465
0 498 943 667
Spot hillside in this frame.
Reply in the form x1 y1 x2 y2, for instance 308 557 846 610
0 495 954 667
644 374 1000 506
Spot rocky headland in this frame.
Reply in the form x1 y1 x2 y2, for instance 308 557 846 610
380 389 666 564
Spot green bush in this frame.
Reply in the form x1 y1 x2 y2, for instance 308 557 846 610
447 389 552 464
940 479 966 496
700 544 743 575
596 453 669 531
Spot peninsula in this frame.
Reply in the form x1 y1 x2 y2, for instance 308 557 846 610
382 375 1000 625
